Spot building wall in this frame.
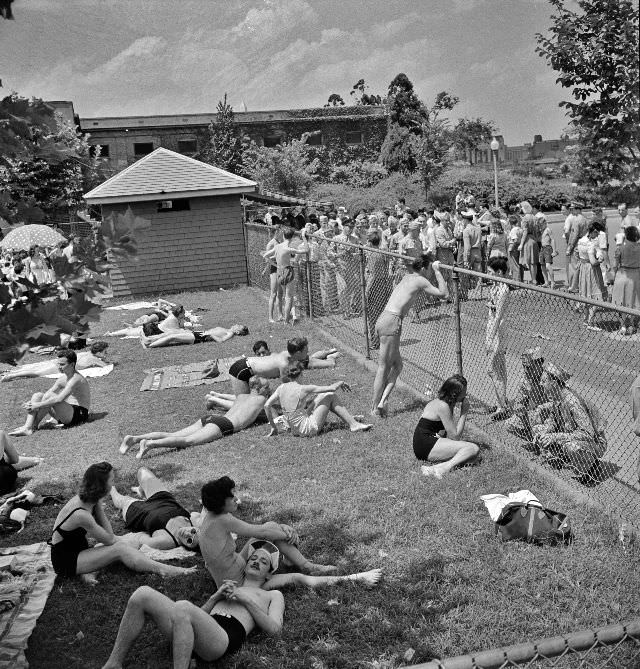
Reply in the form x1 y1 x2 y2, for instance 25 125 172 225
81 107 388 172
103 195 247 297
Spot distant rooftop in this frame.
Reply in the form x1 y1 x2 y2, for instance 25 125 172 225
79 105 387 131
84 147 256 204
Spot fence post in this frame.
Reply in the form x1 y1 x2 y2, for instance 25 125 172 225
452 269 463 375
358 247 371 360
305 251 313 320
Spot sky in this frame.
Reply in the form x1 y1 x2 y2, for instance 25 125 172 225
0 0 571 145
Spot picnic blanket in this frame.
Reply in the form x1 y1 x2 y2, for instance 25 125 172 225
140 357 236 391
0 542 56 669
44 363 114 379
105 301 156 311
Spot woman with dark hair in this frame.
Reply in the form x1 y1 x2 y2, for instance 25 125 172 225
517 201 540 284
413 375 481 479
48 462 195 581
577 221 608 329
612 224 640 335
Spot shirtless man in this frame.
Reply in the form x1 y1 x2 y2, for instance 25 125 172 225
228 336 339 395
2 342 110 381
141 323 249 349
120 376 271 459
263 227 309 325
9 349 91 436
371 253 447 418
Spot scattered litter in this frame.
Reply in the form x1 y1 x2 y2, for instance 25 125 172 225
327 599 339 606
531 333 551 340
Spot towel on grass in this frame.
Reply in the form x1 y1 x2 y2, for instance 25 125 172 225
139 544 193 561
105 301 155 311
140 357 236 391
44 364 114 379
0 542 56 669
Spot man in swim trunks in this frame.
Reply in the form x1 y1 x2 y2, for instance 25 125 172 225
109 467 199 550
371 253 448 418
229 336 340 395
101 544 285 668
10 349 91 436
119 376 271 459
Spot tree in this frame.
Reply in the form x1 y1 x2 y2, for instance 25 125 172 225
0 94 149 364
451 117 497 165
386 73 425 131
241 136 319 197
536 0 640 186
379 123 416 173
350 79 382 106
324 93 345 107
197 93 242 174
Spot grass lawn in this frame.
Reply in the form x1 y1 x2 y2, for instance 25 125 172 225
1 287 639 669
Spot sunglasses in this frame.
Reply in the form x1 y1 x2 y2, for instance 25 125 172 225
247 539 280 572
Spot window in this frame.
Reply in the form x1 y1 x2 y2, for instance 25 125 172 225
345 130 363 145
306 133 323 146
89 144 110 158
133 142 154 157
157 199 190 213
177 139 197 154
263 135 282 148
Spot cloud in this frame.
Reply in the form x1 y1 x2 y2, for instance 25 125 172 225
231 0 317 43
85 37 167 84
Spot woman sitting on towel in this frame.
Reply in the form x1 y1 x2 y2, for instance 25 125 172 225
413 374 481 479
119 376 271 459
48 462 195 581
110 467 199 550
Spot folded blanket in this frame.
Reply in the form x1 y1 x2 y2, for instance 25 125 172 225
140 358 235 391
44 364 114 379
105 301 156 311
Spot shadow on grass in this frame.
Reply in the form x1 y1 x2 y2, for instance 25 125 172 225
87 410 109 423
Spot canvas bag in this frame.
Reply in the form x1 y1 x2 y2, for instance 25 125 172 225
495 502 572 545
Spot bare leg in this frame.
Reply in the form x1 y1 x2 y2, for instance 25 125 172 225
144 331 196 348
275 540 337 575
378 350 403 413
371 335 397 415
313 393 371 432
282 281 295 324
120 422 202 454
109 486 135 512
136 425 223 459
267 568 382 590
13 456 43 470
421 437 480 478
9 393 50 436
205 396 234 411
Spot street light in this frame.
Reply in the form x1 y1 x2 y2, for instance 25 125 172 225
490 137 500 207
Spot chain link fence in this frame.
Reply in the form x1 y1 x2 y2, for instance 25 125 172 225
409 619 640 669
244 222 640 528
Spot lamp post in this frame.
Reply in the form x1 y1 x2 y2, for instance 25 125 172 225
490 137 500 207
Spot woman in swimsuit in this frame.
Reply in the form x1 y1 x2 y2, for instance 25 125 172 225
263 224 283 323
264 362 372 437
413 375 480 479
48 462 195 581
109 467 199 550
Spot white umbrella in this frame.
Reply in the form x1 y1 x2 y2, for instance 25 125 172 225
0 224 67 251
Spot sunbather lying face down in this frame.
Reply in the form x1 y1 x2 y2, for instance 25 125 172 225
119 376 272 459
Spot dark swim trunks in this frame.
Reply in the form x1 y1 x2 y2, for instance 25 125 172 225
211 614 247 655
229 358 254 382
200 414 235 436
68 405 89 427
124 491 190 535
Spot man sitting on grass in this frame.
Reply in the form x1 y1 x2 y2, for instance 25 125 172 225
119 376 272 459
199 476 382 588
228 336 339 395
9 349 91 436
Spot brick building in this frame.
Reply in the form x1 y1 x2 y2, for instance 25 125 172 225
46 102 388 173
83 148 256 297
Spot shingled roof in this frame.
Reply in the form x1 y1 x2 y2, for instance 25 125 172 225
84 148 257 204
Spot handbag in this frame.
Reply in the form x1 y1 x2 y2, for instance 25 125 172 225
495 502 572 545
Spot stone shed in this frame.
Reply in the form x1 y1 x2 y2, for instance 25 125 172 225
84 148 257 296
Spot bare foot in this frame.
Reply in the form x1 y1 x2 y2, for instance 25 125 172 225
350 422 373 433
136 440 150 460
80 572 99 586
119 435 136 454
130 485 142 497
101 661 122 669
350 568 382 586
421 465 444 479
306 562 338 576
161 564 198 578
8 427 33 437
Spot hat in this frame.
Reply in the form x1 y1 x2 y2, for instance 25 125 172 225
569 201 583 209
408 220 421 231
464 195 476 205
543 362 571 383
337 206 347 213
460 209 475 220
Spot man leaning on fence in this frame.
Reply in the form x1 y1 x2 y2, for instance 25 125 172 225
513 363 607 484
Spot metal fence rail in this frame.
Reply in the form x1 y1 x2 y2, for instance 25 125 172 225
244 222 640 528
409 618 640 669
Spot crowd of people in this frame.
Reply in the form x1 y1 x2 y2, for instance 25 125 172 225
258 198 640 336
1 236 82 284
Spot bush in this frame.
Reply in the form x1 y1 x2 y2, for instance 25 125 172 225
327 160 388 189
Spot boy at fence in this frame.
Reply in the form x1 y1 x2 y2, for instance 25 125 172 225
371 253 448 418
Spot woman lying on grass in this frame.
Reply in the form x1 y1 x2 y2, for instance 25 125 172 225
199 476 382 589
119 376 271 459
264 361 372 437
413 374 481 479
109 467 199 551
48 462 196 583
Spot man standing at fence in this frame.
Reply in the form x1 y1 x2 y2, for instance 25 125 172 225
370 253 448 418
334 221 362 319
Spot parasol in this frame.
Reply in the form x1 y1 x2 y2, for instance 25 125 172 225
0 224 67 251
